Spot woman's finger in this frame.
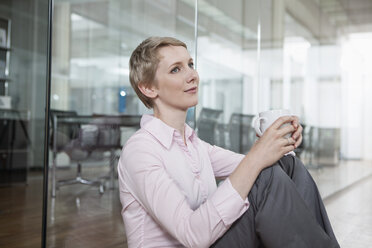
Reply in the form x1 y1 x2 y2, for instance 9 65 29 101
292 116 300 129
270 115 295 130
294 135 303 148
292 124 303 140
282 136 296 147
277 124 296 138
282 144 295 154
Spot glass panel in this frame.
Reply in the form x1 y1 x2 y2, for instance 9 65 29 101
0 0 371 246
256 0 331 165
0 0 50 247
261 0 372 166
196 0 259 154
47 0 195 246
282 5 321 165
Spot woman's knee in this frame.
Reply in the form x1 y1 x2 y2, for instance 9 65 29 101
271 164 293 183
250 164 296 210
256 164 292 189
279 155 308 178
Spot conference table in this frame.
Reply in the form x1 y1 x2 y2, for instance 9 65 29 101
51 113 141 197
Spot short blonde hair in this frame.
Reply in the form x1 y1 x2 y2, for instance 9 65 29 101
129 37 187 108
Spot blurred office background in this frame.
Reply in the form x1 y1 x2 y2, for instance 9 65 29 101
1 0 372 247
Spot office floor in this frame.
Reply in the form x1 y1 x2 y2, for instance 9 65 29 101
1 160 372 248
324 174 372 247
310 160 372 248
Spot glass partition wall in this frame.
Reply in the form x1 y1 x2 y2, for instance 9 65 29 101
47 0 196 247
48 0 372 247
47 0 371 246
0 0 50 247
1 0 371 247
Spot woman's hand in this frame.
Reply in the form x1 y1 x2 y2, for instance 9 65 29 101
291 116 303 149
230 115 303 200
248 116 297 171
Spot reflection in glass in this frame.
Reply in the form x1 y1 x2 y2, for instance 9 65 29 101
0 0 366 246
195 0 259 154
48 0 196 246
0 0 50 247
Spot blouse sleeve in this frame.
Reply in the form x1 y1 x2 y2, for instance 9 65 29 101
118 137 249 248
200 140 245 178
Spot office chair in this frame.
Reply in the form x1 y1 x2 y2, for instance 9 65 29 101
317 127 341 165
227 113 256 154
50 110 105 197
195 108 223 145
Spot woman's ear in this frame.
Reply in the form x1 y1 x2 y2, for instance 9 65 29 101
138 83 158 99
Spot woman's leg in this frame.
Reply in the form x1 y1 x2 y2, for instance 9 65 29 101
211 155 340 248
277 155 337 240
211 196 263 248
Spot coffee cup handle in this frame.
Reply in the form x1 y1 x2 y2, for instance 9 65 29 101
254 117 266 137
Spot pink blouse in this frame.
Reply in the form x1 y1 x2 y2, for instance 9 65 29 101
118 115 248 247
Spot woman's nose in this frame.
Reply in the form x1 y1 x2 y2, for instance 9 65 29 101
186 68 198 84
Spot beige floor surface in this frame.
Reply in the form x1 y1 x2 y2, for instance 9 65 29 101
309 160 372 248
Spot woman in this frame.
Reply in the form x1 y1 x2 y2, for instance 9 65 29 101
117 37 339 248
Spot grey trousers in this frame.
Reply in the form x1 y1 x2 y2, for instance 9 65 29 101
211 155 340 248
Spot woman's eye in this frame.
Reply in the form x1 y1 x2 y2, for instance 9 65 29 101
171 67 180 73
188 62 194 69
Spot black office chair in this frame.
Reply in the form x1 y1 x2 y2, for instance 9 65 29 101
294 123 306 158
317 127 340 165
227 113 256 154
88 115 123 189
302 125 320 169
50 110 106 197
49 109 79 152
195 108 223 145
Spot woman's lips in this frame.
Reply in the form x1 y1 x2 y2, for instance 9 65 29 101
184 87 197 93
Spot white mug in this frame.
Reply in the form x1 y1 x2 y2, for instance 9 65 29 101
254 109 292 138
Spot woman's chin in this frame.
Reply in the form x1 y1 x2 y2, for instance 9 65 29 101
189 100 198 108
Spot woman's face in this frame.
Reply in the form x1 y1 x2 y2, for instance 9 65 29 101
152 45 199 112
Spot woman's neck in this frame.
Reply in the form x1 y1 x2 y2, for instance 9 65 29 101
153 106 187 142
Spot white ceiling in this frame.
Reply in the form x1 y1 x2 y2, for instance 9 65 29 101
54 0 372 57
